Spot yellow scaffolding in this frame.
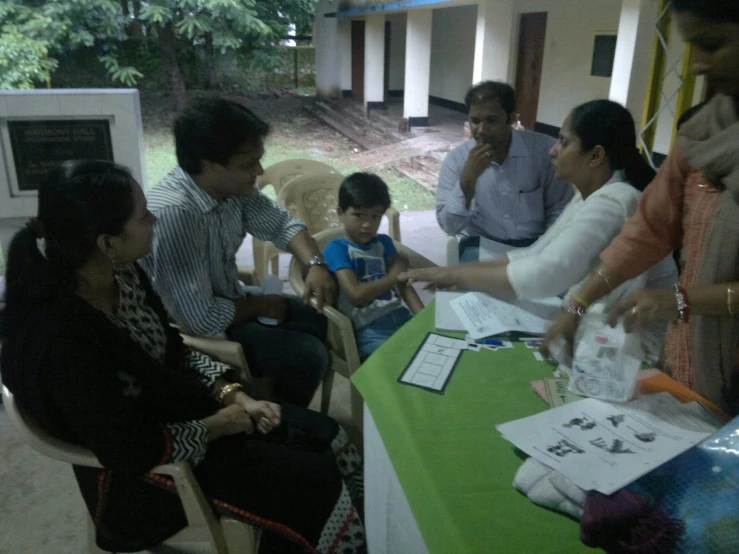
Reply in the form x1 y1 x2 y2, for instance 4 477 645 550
639 0 697 165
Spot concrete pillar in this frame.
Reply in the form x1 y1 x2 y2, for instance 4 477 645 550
402 9 433 129
364 13 386 114
314 1 341 99
609 0 660 119
472 0 515 84
339 18 352 98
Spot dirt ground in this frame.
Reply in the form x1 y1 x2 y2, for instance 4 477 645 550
139 90 435 210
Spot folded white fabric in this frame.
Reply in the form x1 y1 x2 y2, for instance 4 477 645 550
513 458 588 518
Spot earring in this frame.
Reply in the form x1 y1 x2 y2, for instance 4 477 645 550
108 254 118 272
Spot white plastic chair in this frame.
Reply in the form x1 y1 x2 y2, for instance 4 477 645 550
2 385 260 554
254 171 403 285
289 228 435 427
253 160 339 284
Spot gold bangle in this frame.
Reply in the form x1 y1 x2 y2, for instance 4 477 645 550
597 268 614 292
572 293 592 309
217 383 244 404
728 285 735 316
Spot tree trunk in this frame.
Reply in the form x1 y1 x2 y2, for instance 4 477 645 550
158 24 187 111
204 33 219 89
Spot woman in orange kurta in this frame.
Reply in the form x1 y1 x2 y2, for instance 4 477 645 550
544 1 739 416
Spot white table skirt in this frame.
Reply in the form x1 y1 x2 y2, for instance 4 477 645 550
364 404 430 554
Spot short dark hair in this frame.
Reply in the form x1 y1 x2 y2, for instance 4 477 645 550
569 99 656 191
338 173 391 212
671 0 739 23
464 81 516 116
174 97 270 175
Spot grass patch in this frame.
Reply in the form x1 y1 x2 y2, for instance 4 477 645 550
142 100 435 212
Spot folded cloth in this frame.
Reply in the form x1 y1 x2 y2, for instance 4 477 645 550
513 458 587 518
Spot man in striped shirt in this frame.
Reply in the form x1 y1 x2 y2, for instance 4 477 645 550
140 98 335 407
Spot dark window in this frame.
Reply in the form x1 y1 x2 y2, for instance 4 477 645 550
591 35 617 77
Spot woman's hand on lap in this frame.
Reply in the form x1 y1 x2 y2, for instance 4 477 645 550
202 404 255 440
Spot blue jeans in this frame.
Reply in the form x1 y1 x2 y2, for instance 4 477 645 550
227 288 329 407
355 307 413 360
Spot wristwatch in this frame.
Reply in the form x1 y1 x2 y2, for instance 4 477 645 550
307 254 329 270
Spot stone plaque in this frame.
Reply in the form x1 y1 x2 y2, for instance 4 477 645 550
8 119 114 192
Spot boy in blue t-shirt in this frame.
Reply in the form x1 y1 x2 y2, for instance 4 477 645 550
324 173 424 359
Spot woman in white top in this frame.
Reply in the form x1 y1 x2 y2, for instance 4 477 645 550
402 100 678 358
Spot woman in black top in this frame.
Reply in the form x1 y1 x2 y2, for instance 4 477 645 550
0 160 365 554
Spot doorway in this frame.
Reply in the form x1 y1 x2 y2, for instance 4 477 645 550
351 21 365 99
514 12 547 130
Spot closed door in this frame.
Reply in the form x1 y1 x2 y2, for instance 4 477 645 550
514 12 548 130
352 21 365 99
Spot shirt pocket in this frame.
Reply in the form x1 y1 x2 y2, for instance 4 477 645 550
515 187 545 228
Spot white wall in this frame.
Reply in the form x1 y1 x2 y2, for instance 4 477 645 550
429 5 477 103
314 0 341 99
515 0 622 128
387 13 407 91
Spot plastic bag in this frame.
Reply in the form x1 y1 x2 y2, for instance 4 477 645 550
568 314 643 402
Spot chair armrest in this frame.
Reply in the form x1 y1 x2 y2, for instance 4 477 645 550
308 299 362 377
180 334 253 384
446 234 460 266
386 206 401 243
288 256 306 298
152 461 227 550
237 264 257 287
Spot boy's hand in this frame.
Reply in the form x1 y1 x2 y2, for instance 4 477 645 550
389 254 410 280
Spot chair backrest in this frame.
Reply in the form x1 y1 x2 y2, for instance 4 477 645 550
2 385 102 467
257 159 338 196
278 172 346 235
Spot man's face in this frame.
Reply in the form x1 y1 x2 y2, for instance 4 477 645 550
204 140 265 198
468 97 514 155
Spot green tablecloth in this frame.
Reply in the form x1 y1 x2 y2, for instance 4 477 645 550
352 303 592 554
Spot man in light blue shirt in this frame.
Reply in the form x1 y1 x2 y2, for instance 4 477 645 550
436 81 574 261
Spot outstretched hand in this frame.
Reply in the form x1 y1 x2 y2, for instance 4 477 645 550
399 266 459 290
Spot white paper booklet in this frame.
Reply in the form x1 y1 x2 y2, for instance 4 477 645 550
450 292 561 339
434 291 467 332
496 397 712 495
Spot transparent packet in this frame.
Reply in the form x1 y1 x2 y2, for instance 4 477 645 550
567 314 644 402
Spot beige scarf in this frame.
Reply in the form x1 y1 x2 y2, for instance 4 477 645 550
678 94 739 415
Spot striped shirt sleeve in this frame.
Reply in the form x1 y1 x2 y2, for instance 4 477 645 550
182 349 233 389
164 421 209 466
148 206 236 336
240 188 307 251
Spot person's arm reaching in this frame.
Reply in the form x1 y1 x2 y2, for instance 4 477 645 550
543 144 689 357
507 187 639 299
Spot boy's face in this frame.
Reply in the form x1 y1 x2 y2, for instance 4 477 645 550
339 205 386 245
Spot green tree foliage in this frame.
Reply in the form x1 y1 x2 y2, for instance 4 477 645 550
0 0 318 108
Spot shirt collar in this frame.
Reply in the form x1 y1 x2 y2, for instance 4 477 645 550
175 167 220 213
508 129 530 158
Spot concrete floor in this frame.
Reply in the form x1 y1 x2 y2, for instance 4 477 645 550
0 210 446 554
